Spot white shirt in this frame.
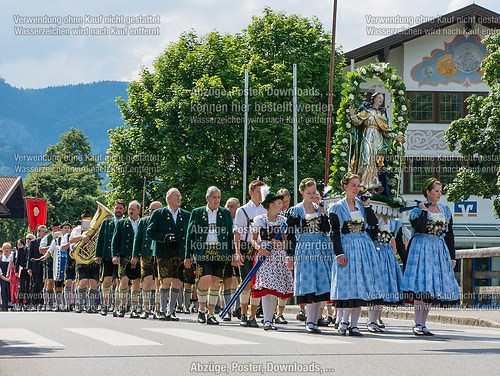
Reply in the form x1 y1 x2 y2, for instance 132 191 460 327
1 254 13 263
69 226 83 251
168 206 179 223
47 236 63 256
206 206 219 245
234 200 267 242
129 218 139 233
40 234 50 248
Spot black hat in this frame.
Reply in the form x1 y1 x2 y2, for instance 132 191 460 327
178 262 197 284
262 192 284 208
61 222 72 228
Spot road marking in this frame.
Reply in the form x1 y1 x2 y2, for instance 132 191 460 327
144 328 257 345
64 328 162 346
0 328 64 347
221 327 353 344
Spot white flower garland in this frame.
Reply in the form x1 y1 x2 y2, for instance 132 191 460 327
329 62 409 206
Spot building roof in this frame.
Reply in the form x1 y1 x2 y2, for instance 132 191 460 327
345 4 500 63
0 176 26 218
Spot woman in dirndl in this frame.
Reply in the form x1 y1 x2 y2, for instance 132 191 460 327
286 178 334 334
402 178 460 336
251 188 293 331
329 173 385 336
367 214 404 332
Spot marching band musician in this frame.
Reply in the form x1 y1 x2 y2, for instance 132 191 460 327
69 213 100 313
147 189 190 321
184 186 235 326
32 223 72 311
132 200 163 319
111 200 142 318
94 199 126 316
60 223 76 311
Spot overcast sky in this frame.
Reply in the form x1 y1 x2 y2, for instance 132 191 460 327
1 0 498 88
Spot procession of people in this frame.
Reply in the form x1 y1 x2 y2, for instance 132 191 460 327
0 173 460 338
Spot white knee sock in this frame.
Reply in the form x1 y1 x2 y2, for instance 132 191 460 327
351 307 361 328
262 295 278 324
368 306 378 323
414 300 424 326
421 302 431 326
342 308 352 325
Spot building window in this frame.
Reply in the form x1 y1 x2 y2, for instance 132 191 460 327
406 92 488 123
439 93 463 122
404 157 465 193
408 158 435 193
409 93 433 122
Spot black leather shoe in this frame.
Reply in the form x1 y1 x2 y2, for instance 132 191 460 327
130 310 140 319
305 322 315 334
264 321 278 331
247 318 259 328
140 311 149 319
154 311 167 321
348 327 363 336
317 317 330 327
240 316 248 327
86 307 98 314
367 322 381 333
275 314 288 324
118 309 126 318
413 325 425 336
207 315 219 325
197 311 207 324
421 326 435 336
296 309 306 321
166 313 179 321
223 312 232 322
100 306 108 316
338 322 349 336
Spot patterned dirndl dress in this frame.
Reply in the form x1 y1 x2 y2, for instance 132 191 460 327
373 219 404 304
329 198 385 307
287 203 334 303
251 214 293 299
402 205 460 305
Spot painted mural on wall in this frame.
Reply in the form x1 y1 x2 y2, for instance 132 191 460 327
410 34 487 88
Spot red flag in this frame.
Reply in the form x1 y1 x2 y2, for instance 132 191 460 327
25 197 48 232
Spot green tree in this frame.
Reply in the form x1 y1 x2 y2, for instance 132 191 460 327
109 8 344 209
24 128 105 224
445 31 500 216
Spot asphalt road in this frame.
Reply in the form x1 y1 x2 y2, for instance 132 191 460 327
1 311 499 376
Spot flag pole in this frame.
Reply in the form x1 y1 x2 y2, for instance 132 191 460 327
324 0 338 186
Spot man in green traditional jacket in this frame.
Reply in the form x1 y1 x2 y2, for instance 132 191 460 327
111 200 141 318
147 188 190 321
184 186 235 326
94 199 125 316
132 200 162 319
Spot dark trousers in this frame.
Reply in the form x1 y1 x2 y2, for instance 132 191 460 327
30 273 44 307
18 270 30 305
0 280 10 309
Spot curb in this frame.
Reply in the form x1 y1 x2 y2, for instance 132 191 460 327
283 305 500 329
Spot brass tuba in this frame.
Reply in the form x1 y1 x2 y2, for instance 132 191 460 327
71 201 113 265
